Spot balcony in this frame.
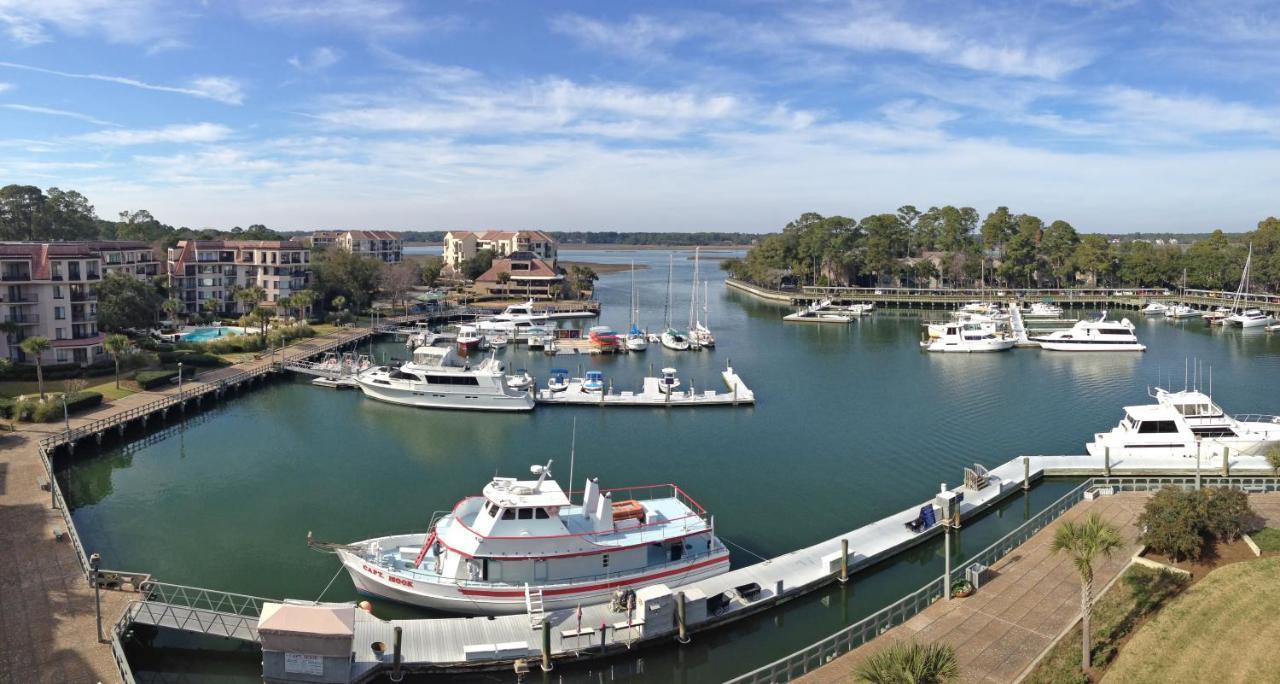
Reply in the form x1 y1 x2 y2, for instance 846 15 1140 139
72 311 96 323
2 314 39 325
2 271 31 282
1 292 37 304
70 291 94 302
87 271 101 280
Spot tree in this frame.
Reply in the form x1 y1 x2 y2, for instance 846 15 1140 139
19 336 52 399
1137 489 1204 562
460 248 495 281
103 334 131 389
1073 235 1114 287
235 285 266 315
1040 220 1080 286
0 185 49 240
248 306 272 340
201 296 222 322
980 206 1016 256
861 213 908 283
277 294 295 321
853 640 959 684
1267 444 1280 477
96 271 164 331
380 261 421 313
161 298 184 324
1050 512 1123 672
44 188 98 239
291 289 317 320
419 258 443 287
569 265 598 295
331 295 347 312
997 214 1042 287
312 247 383 313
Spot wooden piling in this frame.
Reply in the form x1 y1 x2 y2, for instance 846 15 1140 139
541 617 552 671
839 539 849 583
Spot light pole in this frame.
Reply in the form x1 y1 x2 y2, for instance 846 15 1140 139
1195 437 1202 491
89 552 103 642
61 393 69 435
177 362 183 396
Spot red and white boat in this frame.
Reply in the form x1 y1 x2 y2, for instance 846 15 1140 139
330 461 730 614
456 325 482 352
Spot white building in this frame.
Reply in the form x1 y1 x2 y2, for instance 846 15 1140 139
443 230 557 272
167 240 311 316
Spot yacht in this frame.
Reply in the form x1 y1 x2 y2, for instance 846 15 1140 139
489 300 551 326
661 328 691 350
330 462 730 614
921 322 1016 352
1164 304 1198 319
960 301 999 314
1141 301 1168 316
1023 302 1063 318
626 262 648 351
355 346 535 411
1030 313 1146 351
1087 388 1280 460
1228 308 1274 328
925 319 997 339
1203 306 1231 325
456 325 483 352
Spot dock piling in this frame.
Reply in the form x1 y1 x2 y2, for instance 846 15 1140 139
90 552 102 643
1104 448 1111 477
391 626 404 682
943 526 952 600
1022 457 1029 491
1223 446 1230 477
676 591 689 643
540 617 552 671
839 539 849 583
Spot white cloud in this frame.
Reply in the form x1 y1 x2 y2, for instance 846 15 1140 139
0 81 11 92
78 122 232 146
0 0 185 46
240 0 460 37
288 46 342 72
1 103 116 126
0 62 244 104
550 14 691 59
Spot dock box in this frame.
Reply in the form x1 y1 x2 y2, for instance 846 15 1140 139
822 546 858 574
258 602 354 684
636 584 675 634
682 587 708 624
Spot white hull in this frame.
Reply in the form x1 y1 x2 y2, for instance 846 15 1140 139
625 336 648 351
1087 434 1280 460
661 333 690 351
1229 315 1273 328
357 379 534 411
1036 341 1146 351
922 338 1015 352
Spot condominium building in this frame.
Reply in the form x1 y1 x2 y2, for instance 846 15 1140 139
90 241 161 280
443 230 557 272
167 240 311 316
305 230 404 263
0 243 104 365
473 252 564 298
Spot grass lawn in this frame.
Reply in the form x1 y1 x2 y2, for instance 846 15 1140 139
1024 564 1187 684
1250 527 1280 552
1105 556 1280 682
85 379 137 400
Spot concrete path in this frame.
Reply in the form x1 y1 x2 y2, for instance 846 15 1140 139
797 493 1151 684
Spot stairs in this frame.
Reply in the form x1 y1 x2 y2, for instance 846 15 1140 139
525 583 545 630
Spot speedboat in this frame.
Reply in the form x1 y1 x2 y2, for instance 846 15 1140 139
456 325 482 352
1087 388 1280 460
922 323 1016 352
1203 307 1231 325
1227 309 1274 328
489 299 550 326
1164 304 1198 319
506 369 532 391
658 367 681 393
1023 302 1063 318
328 461 730 614
625 325 648 351
355 346 534 411
1030 312 1145 351
1141 301 1168 316
660 328 691 351
582 370 604 393
546 368 569 392
487 333 509 349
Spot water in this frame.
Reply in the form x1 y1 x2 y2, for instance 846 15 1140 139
59 249 1280 681
181 325 250 343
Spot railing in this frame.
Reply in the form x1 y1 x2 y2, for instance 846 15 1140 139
3 314 39 324
0 291 38 303
37 446 93 579
139 580 271 621
1232 415 1280 425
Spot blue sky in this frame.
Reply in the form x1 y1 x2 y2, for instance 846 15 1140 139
1 0 1278 233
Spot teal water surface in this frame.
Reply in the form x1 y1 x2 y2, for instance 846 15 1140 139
60 248 1280 681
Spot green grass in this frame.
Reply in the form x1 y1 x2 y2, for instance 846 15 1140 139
1250 527 1280 552
1024 564 1188 684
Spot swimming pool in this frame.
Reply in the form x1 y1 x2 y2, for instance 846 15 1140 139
181 326 249 343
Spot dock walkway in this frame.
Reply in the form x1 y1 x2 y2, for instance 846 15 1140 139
535 367 754 406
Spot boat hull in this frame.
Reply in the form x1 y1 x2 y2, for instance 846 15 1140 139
357 379 534 411
922 339 1015 352
1034 341 1146 351
1230 316 1273 328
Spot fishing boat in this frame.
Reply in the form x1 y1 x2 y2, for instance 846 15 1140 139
506 369 533 391
582 370 605 392
326 461 730 614
921 322 1016 352
1030 313 1146 351
626 262 648 351
657 367 681 393
546 368 569 392
1087 387 1280 460
456 325 482 352
355 346 534 411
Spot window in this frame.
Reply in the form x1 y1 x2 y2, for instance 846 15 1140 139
501 508 515 520
486 503 500 517
55 328 65 340
52 262 62 277
535 508 550 519
602 554 609 568
517 508 533 520
56 349 69 363
54 306 65 320
1137 420 1178 434
53 286 63 299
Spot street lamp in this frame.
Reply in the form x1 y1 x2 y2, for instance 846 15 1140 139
61 393 69 435
177 362 183 395
89 552 103 643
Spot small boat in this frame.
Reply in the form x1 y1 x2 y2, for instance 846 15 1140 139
921 322 1016 352
1266 322 1280 333
1164 304 1198 319
527 334 551 351
661 328 691 350
546 368 570 392
626 325 648 351
487 334 509 349
959 301 997 314
456 325 482 351
506 369 532 390
626 261 648 351
1023 302 1063 318
658 367 681 393
1141 301 1168 316
1203 307 1231 325
582 370 604 393
588 325 621 350
1030 312 1146 351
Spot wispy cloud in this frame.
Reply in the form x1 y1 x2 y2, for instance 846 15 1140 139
288 47 342 72
78 122 232 146
0 62 244 104
0 0 188 46
550 13 691 60
240 0 461 37
1 103 117 126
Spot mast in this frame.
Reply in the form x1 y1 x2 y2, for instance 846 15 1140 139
629 260 637 330
1232 244 1252 314
665 253 673 328
704 280 710 329
689 247 699 330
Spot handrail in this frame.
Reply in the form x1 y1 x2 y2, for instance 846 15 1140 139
386 545 728 589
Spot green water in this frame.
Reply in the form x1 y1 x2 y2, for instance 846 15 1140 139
60 249 1280 681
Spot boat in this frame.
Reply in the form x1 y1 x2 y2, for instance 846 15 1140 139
1225 244 1273 327
960 301 998 314
926 318 998 339
487 333 509 349
588 325 621 351
328 461 730 614
355 346 535 411
1141 301 1168 316
1086 387 1280 460
489 299 550 326
660 254 691 350
1267 322 1280 333
546 368 569 392
785 306 854 324
1023 302 1063 318
456 325 482 352
506 369 532 390
1165 270 1198 319
658 367 681 393
582 370 604 393
689 249 715 348
626 262 648 351
527 334 552 351
921 322 1016 352
1203 306 1231 325
1030 313 1146 351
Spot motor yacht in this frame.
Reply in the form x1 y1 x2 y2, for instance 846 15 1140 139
1030 313 1146 351
1087 388 1280 460
356 346 535 411
1023 302 1064 318
1227 309 1274 328
489 299 551 326
330 461 730 614
921 322 1016 352
1141 301 1168 316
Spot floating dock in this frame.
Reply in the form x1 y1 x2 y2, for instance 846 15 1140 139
535 367 753 406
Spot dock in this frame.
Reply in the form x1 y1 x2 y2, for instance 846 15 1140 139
535 367 753 406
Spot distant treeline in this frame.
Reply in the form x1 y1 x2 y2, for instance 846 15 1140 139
394 231 759 245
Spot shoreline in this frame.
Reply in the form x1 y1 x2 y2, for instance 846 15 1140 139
404 242 749 251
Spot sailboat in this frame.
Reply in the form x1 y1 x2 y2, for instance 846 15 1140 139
689 248 715 348
1227 244 1274 328
661 254 691 350
1165 269 1197 319
626 261 647 351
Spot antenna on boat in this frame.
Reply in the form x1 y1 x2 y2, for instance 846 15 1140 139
568 417 577 504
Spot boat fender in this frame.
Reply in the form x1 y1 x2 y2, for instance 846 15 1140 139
359 600 373 614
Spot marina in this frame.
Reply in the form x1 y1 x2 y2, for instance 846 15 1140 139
534 365 753 406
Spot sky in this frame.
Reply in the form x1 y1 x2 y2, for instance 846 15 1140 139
1 0 1279 234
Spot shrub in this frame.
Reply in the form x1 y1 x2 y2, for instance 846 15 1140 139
9 391 103 422
136 370 180 390
0 396 13 419
1202 487 1254 542
1138 487 1258 561
157 350 228 368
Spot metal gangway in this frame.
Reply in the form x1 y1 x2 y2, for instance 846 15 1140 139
281 352 372 380
116 581 271 643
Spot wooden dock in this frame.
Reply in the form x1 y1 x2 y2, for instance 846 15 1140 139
535 368 753 406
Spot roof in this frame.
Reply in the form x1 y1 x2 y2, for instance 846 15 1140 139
176 239 307 249
344 230 402 240
476 256 561 282
258 602 355 637
483 476 571 508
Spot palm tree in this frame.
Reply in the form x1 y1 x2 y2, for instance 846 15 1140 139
331 294 347 312
854 640 959 684
103 334 131 389
291 289 317 321
1050 512 1124 672
277 294 295 321
249 306 271 341
201 297 221 323
235 285 266 315
161 297 183 325
19 336 51 399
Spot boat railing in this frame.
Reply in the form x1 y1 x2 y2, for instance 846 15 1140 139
1232 414 1280 425
405 546 727 590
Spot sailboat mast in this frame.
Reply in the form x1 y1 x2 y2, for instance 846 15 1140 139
1232 244 1252 314
665 254 673 328
689 247 699 330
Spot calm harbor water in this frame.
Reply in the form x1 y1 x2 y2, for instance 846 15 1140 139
61 248 1280 682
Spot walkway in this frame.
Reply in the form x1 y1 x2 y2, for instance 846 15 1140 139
797 492 1150 684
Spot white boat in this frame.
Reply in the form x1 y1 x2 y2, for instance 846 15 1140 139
506 369 532 390
355 346 534 411
1030 313 1146 351
1229 308 1273 328
921 322 1016 352
1203 306 1231 325
960 301 998 314
582 370 604 392
527 334 552 351
1141 301 1168 316
1023 302 1063 318
658 367 681 393
490 299 551 326
925 319 997 339
330 461 730 614
1164 304 1198 319
456 325 482 352
688 249 715 348
661 328 691 350
626 262 648 351
1087 388 1280 461
546 368 569 392
626 328 648 351
487 334 509 349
